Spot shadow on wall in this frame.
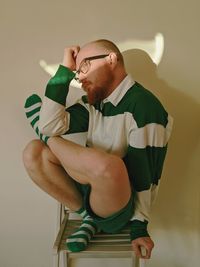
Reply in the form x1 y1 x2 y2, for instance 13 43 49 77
122 49 200 232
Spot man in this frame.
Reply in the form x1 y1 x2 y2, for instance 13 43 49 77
23 39 173 259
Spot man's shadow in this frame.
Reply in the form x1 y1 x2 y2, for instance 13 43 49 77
123 49 200 256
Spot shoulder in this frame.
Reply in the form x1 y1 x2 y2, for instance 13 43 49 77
124 82 168 127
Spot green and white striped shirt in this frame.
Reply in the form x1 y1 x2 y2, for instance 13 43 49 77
39 65 173 239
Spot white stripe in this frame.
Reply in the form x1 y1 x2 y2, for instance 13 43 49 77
33 124 39 132
66 238 87 245
71 230 91 239
165 114 173 146
81 223 96 234
25 102 41 112
80 210 87 217
41 134 47 142
130 188 152 222
129 116 173 149
39 97 69 136
87 109 173 153
84 215 93 221
87 112 133 156
27 112 40 123
130 182 160 222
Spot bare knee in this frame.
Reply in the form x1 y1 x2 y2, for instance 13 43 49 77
94 154 129 183
22 139 45 171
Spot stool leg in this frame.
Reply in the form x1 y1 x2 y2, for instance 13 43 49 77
139 258 146 267
66 252 72 267
132 252 139 267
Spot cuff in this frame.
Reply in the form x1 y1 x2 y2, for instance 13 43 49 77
130 220 150 240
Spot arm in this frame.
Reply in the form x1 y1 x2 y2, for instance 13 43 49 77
124 89 173 258
38 47 89 136
125 146 162 258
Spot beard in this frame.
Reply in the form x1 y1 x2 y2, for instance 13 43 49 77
82 75 114 105
87 87 106 105
82 82 108 105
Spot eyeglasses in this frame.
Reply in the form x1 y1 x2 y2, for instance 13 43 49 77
74 54 109 82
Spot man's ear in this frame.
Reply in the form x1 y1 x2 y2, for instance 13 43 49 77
108 52 118 68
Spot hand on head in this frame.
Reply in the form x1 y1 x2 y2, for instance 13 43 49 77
62 46 80 71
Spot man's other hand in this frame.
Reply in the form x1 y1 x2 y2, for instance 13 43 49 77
131 236 154 259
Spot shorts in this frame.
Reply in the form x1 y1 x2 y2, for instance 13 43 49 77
75 182 135 233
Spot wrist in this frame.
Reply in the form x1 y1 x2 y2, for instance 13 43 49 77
130 220 150 240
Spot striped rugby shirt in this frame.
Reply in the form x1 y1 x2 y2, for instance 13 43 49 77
39 65 173 239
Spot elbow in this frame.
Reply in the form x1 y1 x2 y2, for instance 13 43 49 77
38 121 67 136
38 122 54 136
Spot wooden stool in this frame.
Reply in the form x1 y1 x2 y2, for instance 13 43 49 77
53 207 145 267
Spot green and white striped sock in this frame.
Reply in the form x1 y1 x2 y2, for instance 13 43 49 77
24 94 49 144
66 207 98 252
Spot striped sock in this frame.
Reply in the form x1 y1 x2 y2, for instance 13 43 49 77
66 207 98 252
24 94 49 144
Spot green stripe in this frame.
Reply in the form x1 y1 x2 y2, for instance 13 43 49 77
82 95 88 104
39 133 43 140
35 127 39 135
31 116 39 127
65 103 89 134
45 65 75 106
26 107 40 118
79 227 94 236
93 82 168 127
44 136 49 143
79 226 97 235
83 220 97 228
123 145 167 191
130 220 149 240
24 94 41 108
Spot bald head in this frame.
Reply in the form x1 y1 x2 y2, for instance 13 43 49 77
78 39 124 67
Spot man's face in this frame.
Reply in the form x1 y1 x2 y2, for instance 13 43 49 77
76 45 114 105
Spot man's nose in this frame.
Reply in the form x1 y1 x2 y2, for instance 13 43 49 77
77 72 86 83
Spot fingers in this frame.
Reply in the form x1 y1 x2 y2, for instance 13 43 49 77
132 243 143 258
62 46 80 71
131 237 154 259
71 46 80 58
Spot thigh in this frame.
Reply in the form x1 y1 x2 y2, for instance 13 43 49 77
89 155 132 218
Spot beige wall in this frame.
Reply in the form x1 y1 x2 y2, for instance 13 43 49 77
1 1 200 267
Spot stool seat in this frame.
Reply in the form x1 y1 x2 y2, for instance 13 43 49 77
53 209 143 267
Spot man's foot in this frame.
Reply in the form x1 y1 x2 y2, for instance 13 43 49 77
24 94 49 143
66 208 98 252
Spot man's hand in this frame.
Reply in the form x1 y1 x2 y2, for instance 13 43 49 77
131 236 154 259
62 46 80 71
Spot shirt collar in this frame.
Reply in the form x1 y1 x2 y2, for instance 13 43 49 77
102 74 135 106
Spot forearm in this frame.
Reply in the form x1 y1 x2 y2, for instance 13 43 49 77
39 65 75 136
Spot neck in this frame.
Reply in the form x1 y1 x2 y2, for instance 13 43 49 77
105 70 127 98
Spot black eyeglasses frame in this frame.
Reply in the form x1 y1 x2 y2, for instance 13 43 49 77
74 54 109 81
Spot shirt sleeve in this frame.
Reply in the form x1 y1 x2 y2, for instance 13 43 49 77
123 90 173 240
38 65 89 136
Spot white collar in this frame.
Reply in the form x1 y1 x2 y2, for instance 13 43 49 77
102 74 135 106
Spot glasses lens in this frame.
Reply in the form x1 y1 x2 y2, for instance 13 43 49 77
80 60 90 74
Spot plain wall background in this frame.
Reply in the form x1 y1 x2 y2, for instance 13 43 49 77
1 1 200 266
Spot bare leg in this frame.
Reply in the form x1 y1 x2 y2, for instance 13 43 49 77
23 139 83 211
47 137 132 218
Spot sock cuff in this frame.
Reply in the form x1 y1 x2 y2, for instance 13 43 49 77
76 207 87 218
